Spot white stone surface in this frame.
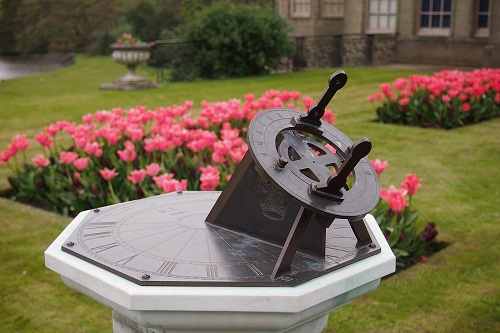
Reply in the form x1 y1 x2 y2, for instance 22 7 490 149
45 194 395 333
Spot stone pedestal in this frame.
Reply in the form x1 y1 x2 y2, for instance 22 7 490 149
45 198 394 333
100 44 159 91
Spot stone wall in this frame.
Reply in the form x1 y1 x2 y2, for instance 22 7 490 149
281 35 396 71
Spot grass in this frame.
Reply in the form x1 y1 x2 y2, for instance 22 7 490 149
0 55 498 332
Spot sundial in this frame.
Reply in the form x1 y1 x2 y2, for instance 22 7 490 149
61 70 381 287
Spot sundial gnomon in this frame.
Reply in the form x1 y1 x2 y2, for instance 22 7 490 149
62 71 381 286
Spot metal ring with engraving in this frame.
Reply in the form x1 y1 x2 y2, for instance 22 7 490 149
247 108 379 220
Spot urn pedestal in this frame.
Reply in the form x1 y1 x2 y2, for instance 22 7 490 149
100 44 159 91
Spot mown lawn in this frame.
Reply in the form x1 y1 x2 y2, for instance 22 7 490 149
0 55 498 332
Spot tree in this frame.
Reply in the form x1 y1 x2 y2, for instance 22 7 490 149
0 0 22 53
13 0 120 54
179 0 273 23
126 0 179 43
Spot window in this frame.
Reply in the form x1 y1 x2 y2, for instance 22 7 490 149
322 0 344 18
291 0 311 17
366 0 398 34
419 0 452 36
476 0 490 37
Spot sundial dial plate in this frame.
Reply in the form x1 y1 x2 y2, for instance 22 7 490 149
62 191 380 286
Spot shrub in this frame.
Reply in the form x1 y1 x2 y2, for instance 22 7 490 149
368 69 500 129
171 4 294 80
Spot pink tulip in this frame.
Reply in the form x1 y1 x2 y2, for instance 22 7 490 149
45 123 60 136
398 97 410 106
153 173 187 193
12 135 30 151
145 163 162 176
73 157 90 171
128 169 147 184
35 133 53 149
99 168 118 181
220 122 239 141
59 151 78 165
228 144 248 164
94 110 112 122
84 142 103 158
117 149 137 163
302 96 314 109
6 143 18 155
82 113 93 124
371 159 388 174
73 135 88 149
401 174 421 196
0 149 14 163
124 140 135 151
32 154 50 168
323 109 336 123
441 94 451 103
117 142 137 163
461 103 471 112
199 166 220 191
393 77 407 91
58 121 76 135
213 140 232 155
144 135 170 153
380 83 394 98
380 185 408 213
104 130 121 145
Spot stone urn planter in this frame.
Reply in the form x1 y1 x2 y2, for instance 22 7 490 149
100 44 158 91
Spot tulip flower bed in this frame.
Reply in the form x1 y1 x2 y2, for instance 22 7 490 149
368 68 500 129
1 89 436 266
370 162 437 267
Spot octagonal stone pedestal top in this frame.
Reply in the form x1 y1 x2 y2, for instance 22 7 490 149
45 192 395 333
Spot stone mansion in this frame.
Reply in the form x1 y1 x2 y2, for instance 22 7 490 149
274 0 499 67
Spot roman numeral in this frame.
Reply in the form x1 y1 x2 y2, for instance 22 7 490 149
157 261 176 275
86 222 116 230
91 242 118 253
247 264 263 277
116 255 138 266
206 265 218 278
83 231 112 240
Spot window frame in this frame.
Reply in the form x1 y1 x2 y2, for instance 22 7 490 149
290 0 311 18
365 0 398 34
321 0 345 18
475 0 490 38
417 0 452 37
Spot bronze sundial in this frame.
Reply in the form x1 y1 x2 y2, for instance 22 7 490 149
62 71 381 286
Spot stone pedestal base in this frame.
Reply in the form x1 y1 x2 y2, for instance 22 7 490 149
112 311 328 333
100 69 159 91
99 79 159 91
45 193 395 333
